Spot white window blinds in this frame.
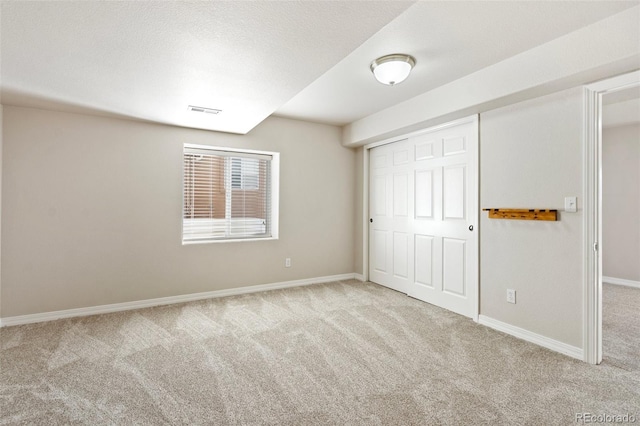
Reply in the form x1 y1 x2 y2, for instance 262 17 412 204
183 145 275 243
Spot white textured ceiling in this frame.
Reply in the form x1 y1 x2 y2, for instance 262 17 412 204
0 1 410 134
1 1 637 134
277 1 639 125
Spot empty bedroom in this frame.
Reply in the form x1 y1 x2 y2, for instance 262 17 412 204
1 1 639 424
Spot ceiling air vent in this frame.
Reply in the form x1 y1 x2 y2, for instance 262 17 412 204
188 105 221 114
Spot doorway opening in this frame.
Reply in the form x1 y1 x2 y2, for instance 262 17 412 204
600 85 640 370
583 70 640 365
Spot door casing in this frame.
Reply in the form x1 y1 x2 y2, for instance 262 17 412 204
583 70 640 365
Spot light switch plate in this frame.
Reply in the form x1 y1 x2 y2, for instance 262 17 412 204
564 196 577 213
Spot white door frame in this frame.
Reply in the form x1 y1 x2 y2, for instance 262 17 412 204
583 70 640 365
361 115 480 320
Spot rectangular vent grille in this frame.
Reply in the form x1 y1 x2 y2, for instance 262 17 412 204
188 105 222 114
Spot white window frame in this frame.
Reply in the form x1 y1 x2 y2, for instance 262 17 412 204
182 143 279 244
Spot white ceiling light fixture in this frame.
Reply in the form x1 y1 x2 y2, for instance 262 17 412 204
370 53 416 86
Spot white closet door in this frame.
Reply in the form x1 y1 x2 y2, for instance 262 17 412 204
369 138 412 294
369 117 478 319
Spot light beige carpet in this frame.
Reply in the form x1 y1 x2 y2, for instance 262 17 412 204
603 283 640 372
1 280 638 425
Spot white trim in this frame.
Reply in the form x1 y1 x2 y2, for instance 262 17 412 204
583 85 602 365
470 114 480 322
585 71 640 93
364 115 478 151
0 273 358 328
603 276 640 289
362 147 370 282
354 273 366 282
184 143 276 158
478 315 583 360
583 70 640 365
182 236 278 245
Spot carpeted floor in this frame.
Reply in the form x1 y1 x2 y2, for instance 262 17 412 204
1 280 638 425
603 282 640 372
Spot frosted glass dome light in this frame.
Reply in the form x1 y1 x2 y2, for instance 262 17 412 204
370 54 416 86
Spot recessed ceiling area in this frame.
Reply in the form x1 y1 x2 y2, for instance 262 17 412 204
1 1 638 134
276 1 638 126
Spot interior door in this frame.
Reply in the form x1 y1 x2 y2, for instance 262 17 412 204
369 138 412 294
369 117 478 319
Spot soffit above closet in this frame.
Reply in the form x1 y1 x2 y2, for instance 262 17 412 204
1 1 636 134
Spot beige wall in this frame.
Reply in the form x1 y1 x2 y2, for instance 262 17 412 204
351 88 585 348
480 88 584 347
1 106 356 317
602 124 640 282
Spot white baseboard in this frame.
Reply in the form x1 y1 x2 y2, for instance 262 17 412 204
354 273 366 282
603 276 640 289
0 273 358 328
478 315 583 360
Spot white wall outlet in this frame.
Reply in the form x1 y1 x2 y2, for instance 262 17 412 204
285 258 291 268
507 289 516 304
564 196 577 213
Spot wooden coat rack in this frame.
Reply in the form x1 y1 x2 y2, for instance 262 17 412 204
483 208 558 221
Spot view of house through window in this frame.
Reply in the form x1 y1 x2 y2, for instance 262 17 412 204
182 144 278 243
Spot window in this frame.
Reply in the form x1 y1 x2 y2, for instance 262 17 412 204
182 144 279 243
231 157 259 190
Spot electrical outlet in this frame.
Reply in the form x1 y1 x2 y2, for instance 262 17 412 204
285 258 291 268
507 289 516 304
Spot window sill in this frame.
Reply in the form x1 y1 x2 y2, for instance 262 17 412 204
182 236 278 245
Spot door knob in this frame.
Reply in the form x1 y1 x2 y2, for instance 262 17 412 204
370 218 373 223
469 225 474 231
